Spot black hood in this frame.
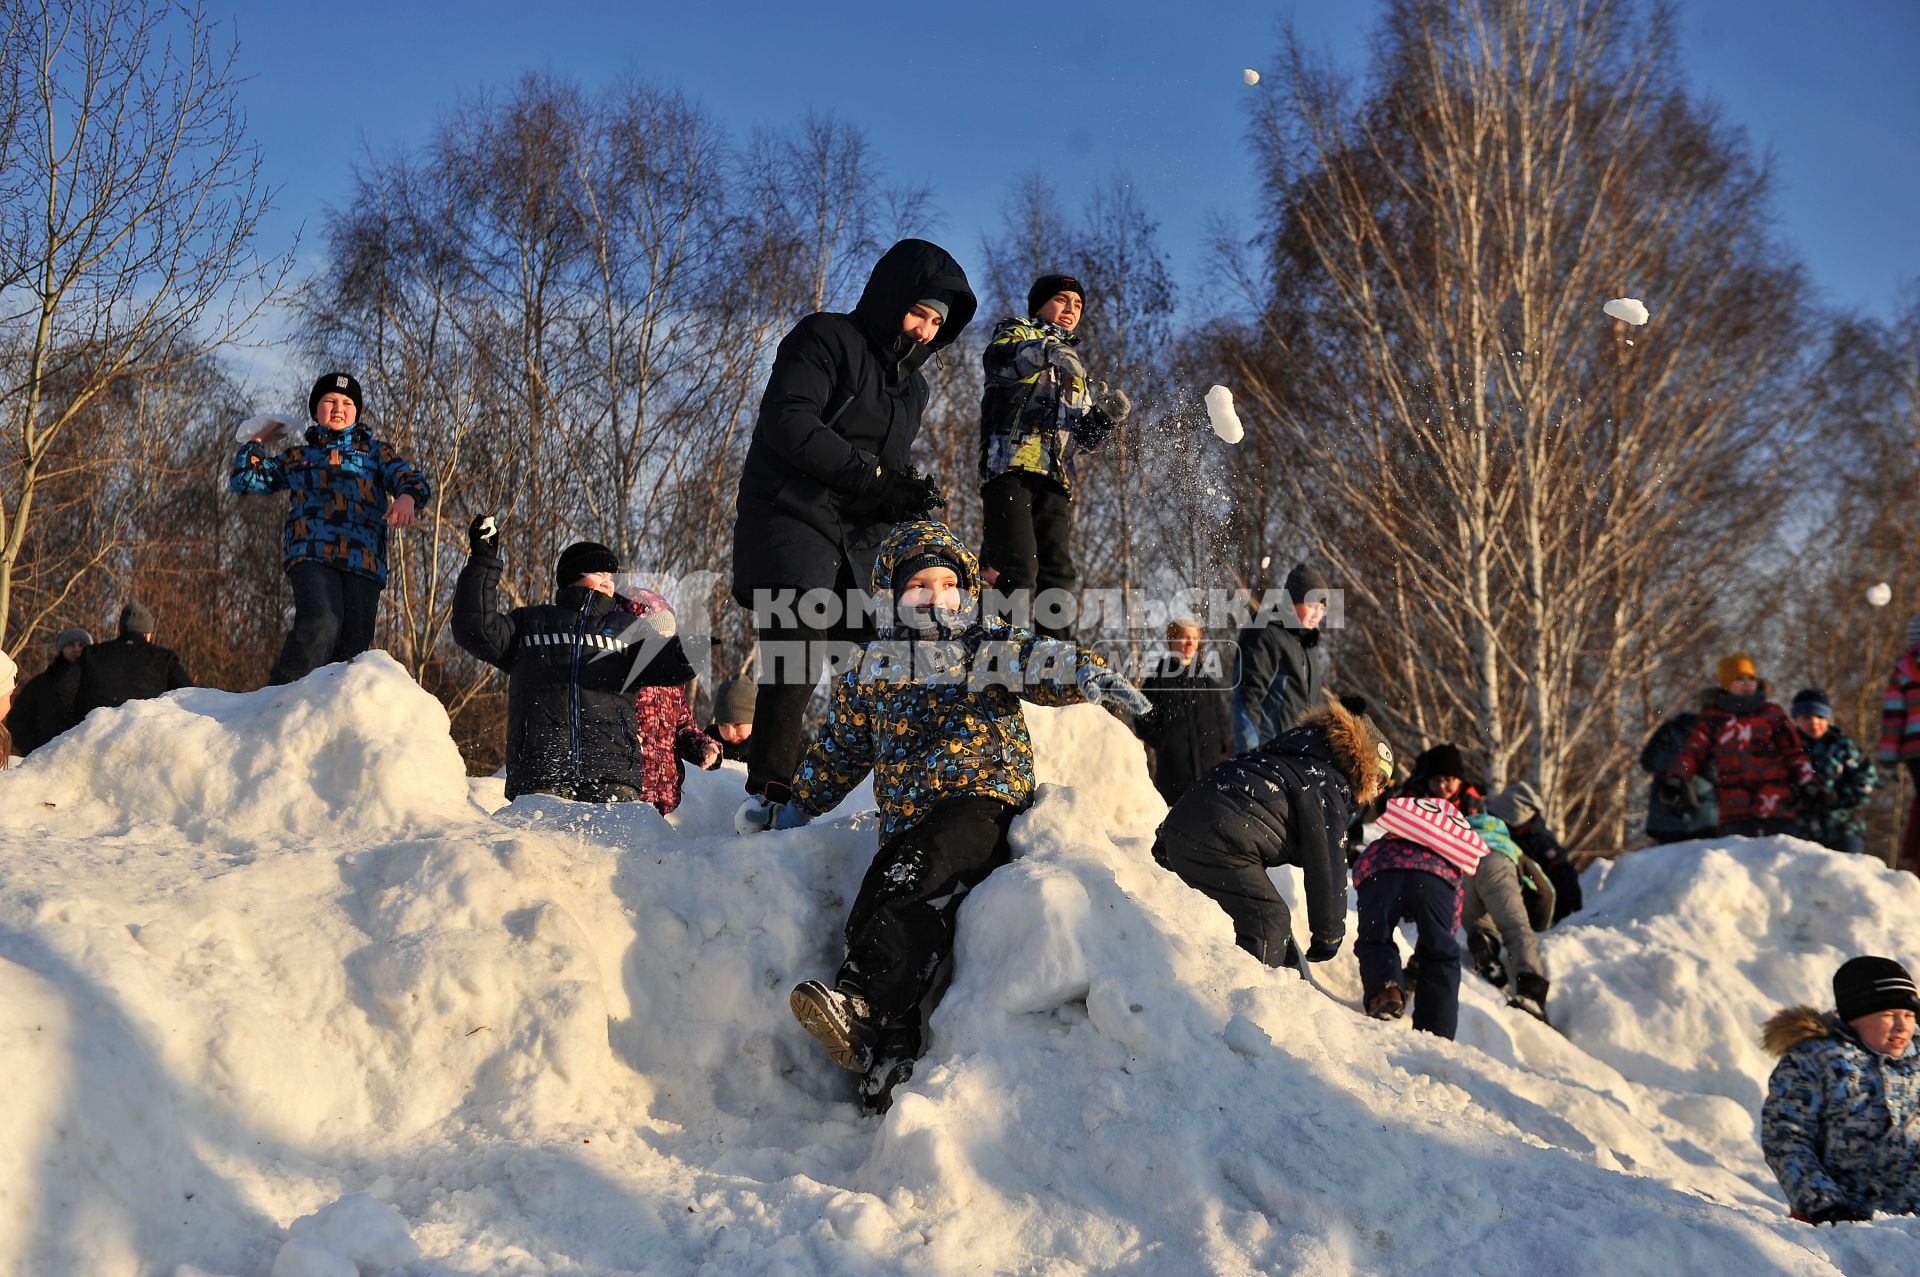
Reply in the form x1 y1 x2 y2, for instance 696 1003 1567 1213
850 238 977 369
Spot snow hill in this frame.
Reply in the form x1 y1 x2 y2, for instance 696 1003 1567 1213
1 653 1917 1276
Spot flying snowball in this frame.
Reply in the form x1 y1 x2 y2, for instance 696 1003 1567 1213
1603 297 1650 326
1868 582 1893 607
1205 385 1245 444
1242 68 1261 86
1260 555 1273 572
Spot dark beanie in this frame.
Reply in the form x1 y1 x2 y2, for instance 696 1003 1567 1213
891 546 967 597
1284 562 1327 600
308 372 364 422
713 675 757 725
1834 956 1920 1023
1790 688 1833 720
53 626 93 653
120 602 156 636
1028 273 1085 317
555 541 620 587
1413 743 1466 780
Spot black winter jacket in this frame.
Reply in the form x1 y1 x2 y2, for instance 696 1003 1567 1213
453 548 697 801
4 657 83 753
1232 621 1324 751
1135 657 1234 806
65 636 192 718
1162 722 1358 945
732 239 975 602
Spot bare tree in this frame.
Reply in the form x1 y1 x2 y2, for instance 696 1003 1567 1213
0 0 287 649
1217 0 1812 845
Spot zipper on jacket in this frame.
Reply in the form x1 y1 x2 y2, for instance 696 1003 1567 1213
570 598 590 786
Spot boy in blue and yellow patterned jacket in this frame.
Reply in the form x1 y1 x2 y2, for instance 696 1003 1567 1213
769 519 1150 1111
230 372 431 684
976 274 1130 638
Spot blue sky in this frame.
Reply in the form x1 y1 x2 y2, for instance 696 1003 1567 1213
216 0 1916 382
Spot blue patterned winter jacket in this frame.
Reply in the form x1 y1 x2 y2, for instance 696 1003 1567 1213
1760 1007 1920 1218
229 423 432 586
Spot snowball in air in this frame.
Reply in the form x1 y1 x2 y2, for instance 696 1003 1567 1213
1242 68 1261 86
1205 385 1244 444
235 413 297 444
1867 582 1892 607
1603 297 1650 326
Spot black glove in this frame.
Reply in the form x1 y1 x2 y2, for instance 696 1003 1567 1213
871 466 946 523
1797 781 1835 814
1804 1202 1871 1225
1077 405 1116 449
1305 935 1343 963
468 513 498 554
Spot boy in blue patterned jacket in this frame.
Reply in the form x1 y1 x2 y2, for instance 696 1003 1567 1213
755 519 1149 1111
1761 956 1920 1223
230 373 431 684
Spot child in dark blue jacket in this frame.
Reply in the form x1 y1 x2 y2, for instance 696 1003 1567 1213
230 373 431 684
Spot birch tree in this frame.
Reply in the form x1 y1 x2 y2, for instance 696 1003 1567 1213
1221 0 1810 843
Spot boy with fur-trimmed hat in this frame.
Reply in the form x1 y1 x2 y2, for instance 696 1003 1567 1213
758 518 1149 1112
1661 653 1818 839
1760 955 1920 1222
1152 692 1392 970
977 273 1132 639
230 372 433 684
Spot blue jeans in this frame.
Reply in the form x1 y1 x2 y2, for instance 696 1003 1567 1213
1357 869 1463 1039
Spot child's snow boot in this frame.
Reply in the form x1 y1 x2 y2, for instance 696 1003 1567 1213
858 1018 924 1115
1468 929 1508 988
1507 972 1550 1025
791 980 878 1071
1365 984 1406 1020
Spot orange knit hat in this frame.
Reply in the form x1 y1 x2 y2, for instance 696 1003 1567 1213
1716 652 1758 689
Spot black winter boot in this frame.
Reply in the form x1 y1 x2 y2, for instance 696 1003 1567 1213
791 980 879 1071
1508 972 1550 1024
1468 929 1508 988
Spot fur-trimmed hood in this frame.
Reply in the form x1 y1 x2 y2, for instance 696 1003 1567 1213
1763 1006 1840 1056
1297 692 1391 807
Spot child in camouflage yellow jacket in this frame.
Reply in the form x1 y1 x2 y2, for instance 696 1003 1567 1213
976 274 1130 638
775 518 1150 1111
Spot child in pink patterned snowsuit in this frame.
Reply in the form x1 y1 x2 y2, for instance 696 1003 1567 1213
1353 796 1490 1039
627 588 722 815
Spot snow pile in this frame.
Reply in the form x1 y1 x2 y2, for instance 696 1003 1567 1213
0 652 473 842
1204 383 1244 444
1604 297 1651 325
1 659 1918 1273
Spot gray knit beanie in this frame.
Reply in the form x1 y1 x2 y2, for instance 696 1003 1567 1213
712 676 757 726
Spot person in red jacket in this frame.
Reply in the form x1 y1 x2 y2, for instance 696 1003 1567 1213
1879 614 1920 874
1662 653 1818 838
626 588 723 815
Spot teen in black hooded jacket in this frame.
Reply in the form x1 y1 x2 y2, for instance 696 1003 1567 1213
730 238 975 802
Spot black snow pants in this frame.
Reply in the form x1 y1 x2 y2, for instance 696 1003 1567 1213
1152 787 1299 968
838 796 1019 1021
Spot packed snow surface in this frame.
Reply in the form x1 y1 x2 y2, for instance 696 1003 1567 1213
1204 384 1245 444
2 651 1918 1273
1604 297 1651 325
